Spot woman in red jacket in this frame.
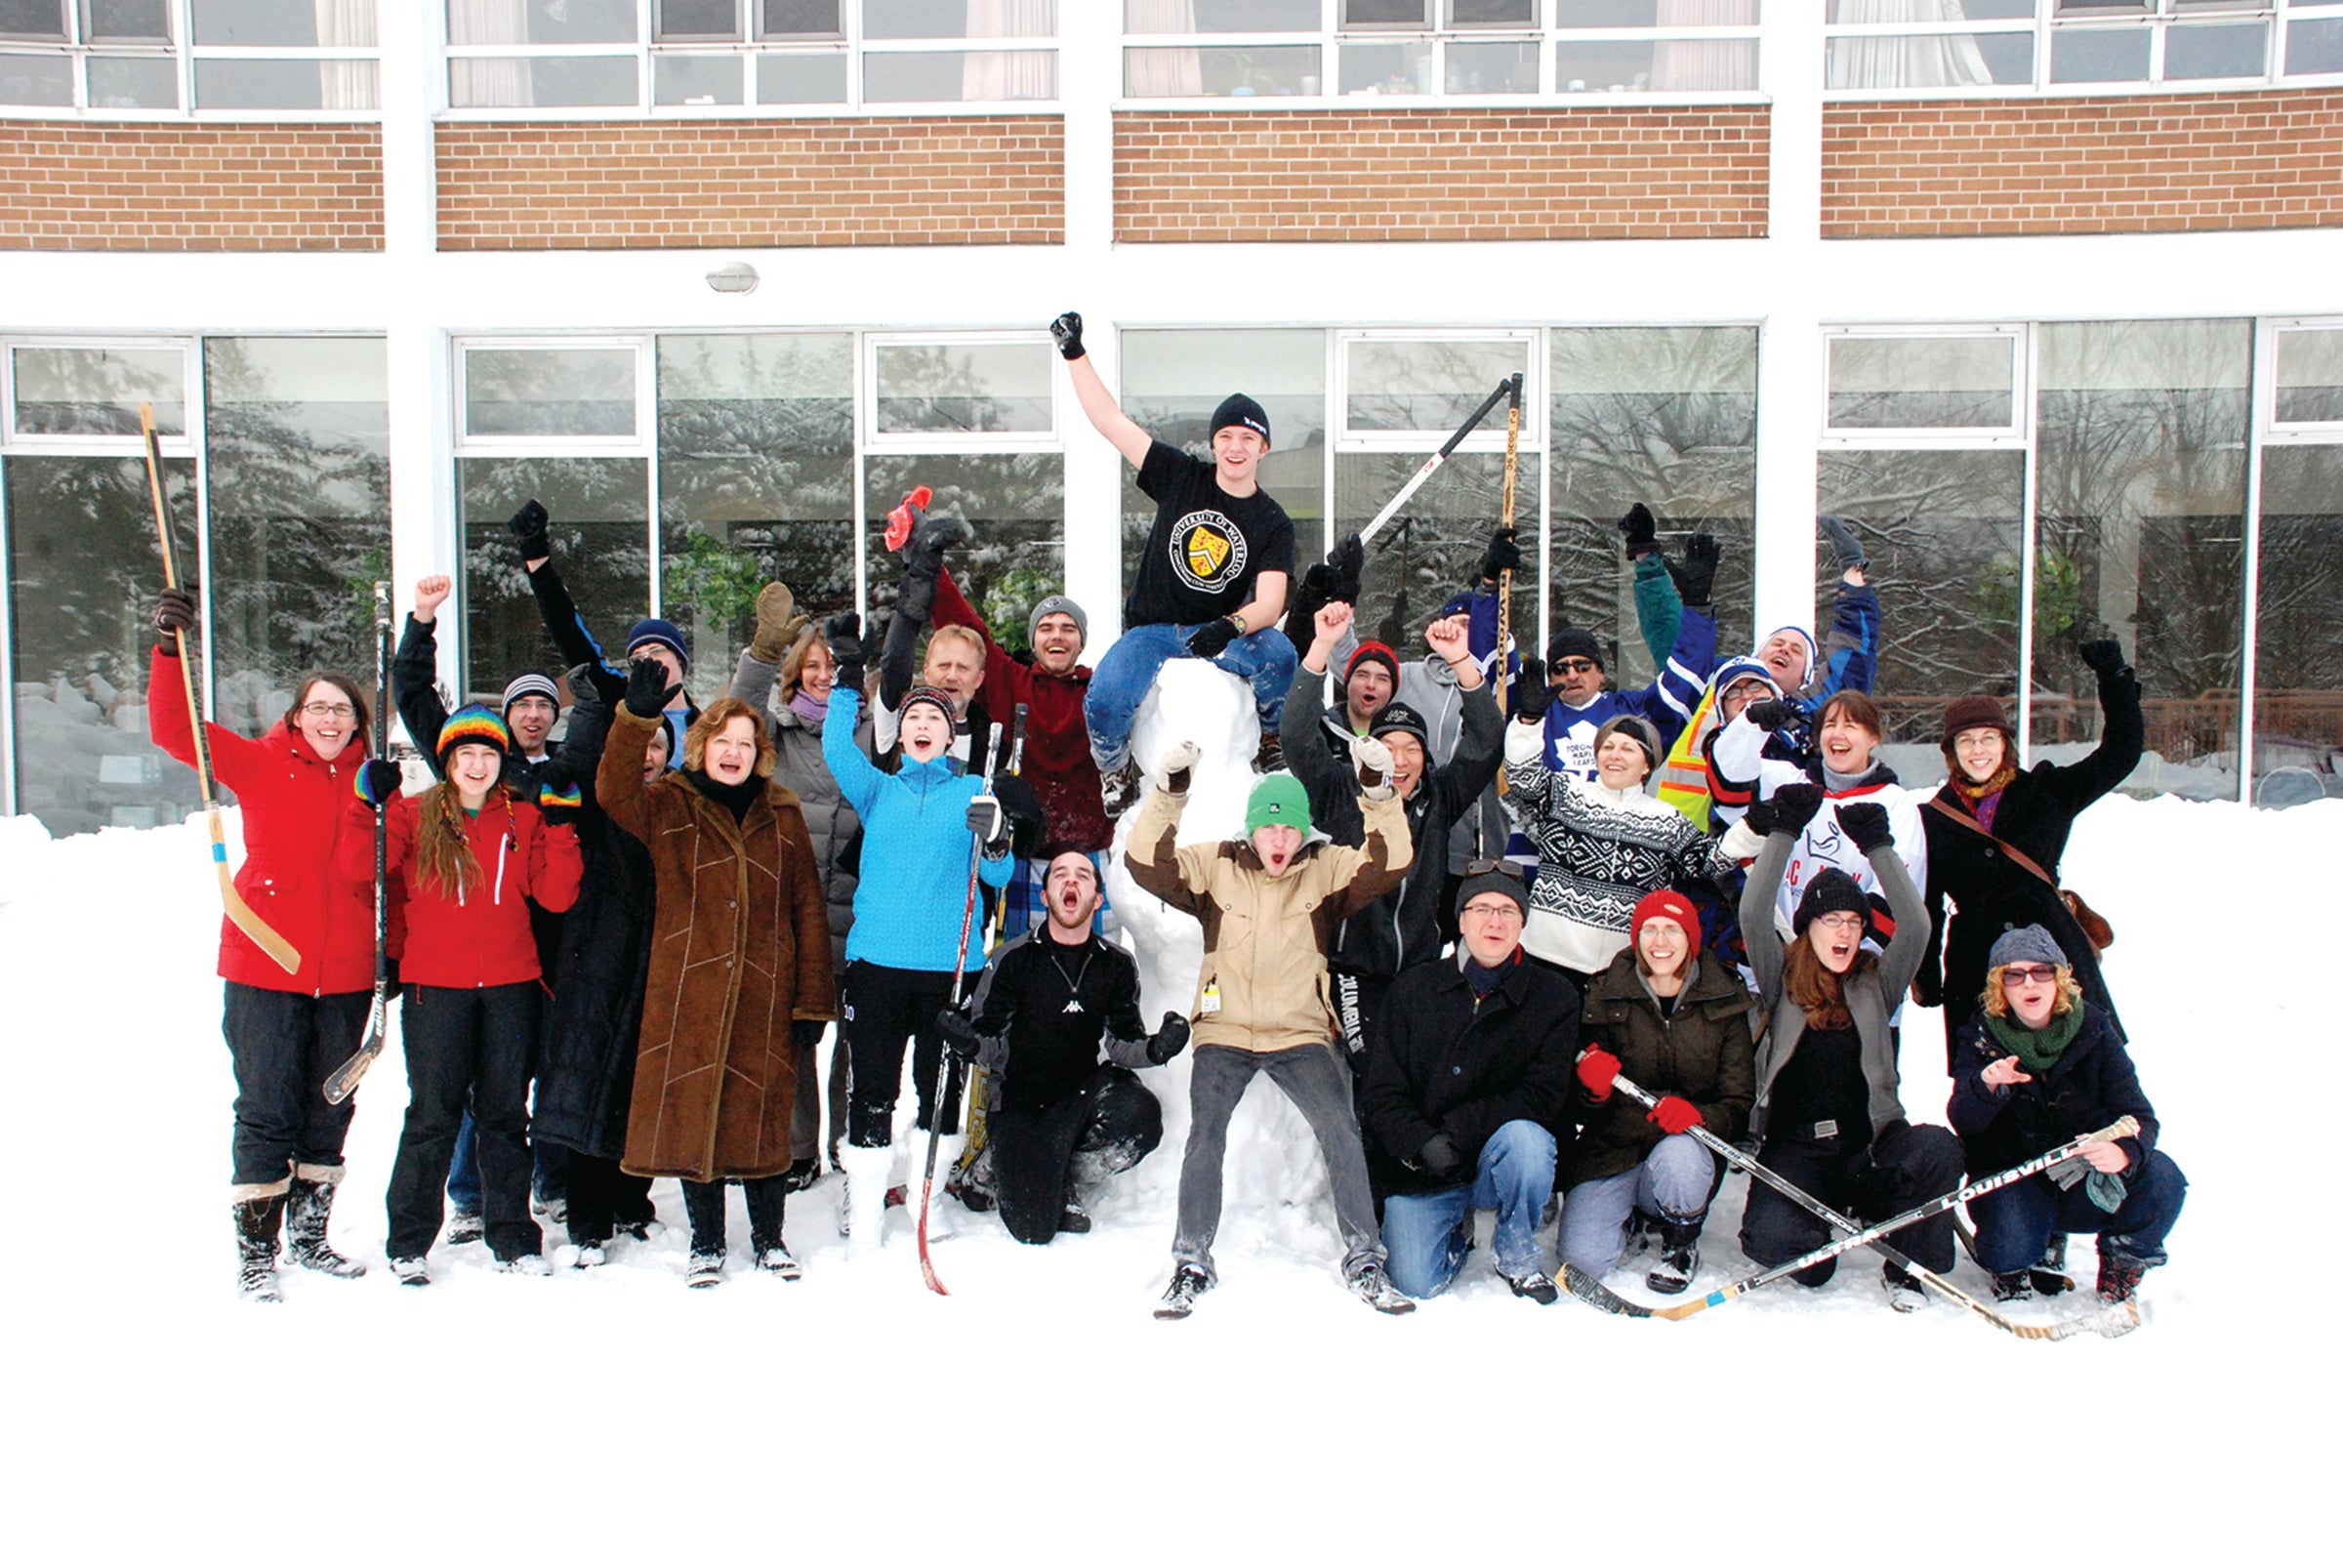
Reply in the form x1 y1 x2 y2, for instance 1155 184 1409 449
349 706 582 1282
148 591 379 1301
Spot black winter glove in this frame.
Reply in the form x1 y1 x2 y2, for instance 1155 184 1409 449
1327 531 1365 600
937 1008 983 1061
966 794 1011 856
1742 798 1780 838
624 656 680 719
1049 310 1085 361
996 774 1045 858
1511 656 1553 722
1818 515 1867 572
1838 800 1894 854
2078 638 2125 679
1185 617 1241 660
901 509 972 583
1769 782 1826 835
355 759 403 807
1665 533 1720 610
1281 562 1337 644
1479 525 1523 582
791 1017 829 1052
824 612 866 696
1617 502 1659 561
1146 1014 1191 1066
1744 697 1798 733
1418 1133 1462 1177
153 586 199 647
508 498 552 562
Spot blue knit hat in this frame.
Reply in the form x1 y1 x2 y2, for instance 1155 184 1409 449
627 617 691 676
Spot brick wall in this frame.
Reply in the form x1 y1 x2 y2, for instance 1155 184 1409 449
436 117 1062 249
1115 107 1769 242
1823 89 2343 237
0 122 382 251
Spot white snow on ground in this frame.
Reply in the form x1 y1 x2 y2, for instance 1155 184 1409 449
2 795 2334 1563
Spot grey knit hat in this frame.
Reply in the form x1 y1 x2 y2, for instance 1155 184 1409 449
1028 594 1089 649
500 670 561 715
1989 925 2068 972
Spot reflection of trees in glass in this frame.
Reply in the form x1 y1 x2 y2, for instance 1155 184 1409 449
1549 327 1758 675
2248 446 2341 793
5 453 203 835
459 457 650 705
865 454 1064 653
1819 448 2024 744
202 338 391 736
874 344 1048 434
1336 451 1539 658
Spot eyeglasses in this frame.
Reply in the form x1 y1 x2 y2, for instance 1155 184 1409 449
1811 912 1866 932
1460 901 1523 922
1553 659 1599 675
300 702 356 720
2000 964 2059 986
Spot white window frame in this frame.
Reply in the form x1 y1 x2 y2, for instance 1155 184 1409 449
453 336 653 456
1333 328 1541 454
440 0 1059 118
2261 318 2343 438
859 330 1062 455
1818 325 2028 447
0 0 383 122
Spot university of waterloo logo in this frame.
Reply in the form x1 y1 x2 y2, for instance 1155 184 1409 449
1171 510 1247 594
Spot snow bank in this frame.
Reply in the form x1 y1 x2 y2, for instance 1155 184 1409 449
3 793 2331 1561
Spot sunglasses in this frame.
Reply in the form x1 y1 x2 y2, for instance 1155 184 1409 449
2000 964 2059 986
1553 658 1600 675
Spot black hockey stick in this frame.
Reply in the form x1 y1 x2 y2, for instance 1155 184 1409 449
323 582 395 1105
1356 376 1518 547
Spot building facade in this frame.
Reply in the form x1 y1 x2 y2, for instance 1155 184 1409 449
3 2 2337 835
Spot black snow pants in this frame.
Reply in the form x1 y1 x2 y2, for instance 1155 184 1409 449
222 981 369 1191
386 981 542 1263
991 1065 1164 1246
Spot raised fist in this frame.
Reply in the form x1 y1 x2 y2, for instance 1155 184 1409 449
1049 310 1085 361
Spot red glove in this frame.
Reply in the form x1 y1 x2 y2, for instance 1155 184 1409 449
1647 1095 1703 1136
1576 1048 1621 1101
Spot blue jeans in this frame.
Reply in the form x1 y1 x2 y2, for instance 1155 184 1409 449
1085 621 1298 772
1970 1149 2187 1273
1556 1134 1717 1278
1378 1119 1557 1298
446 1105 480 1214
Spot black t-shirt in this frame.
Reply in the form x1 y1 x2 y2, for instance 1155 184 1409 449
1123 440 1295 630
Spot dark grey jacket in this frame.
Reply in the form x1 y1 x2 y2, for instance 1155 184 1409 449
729 648 868 976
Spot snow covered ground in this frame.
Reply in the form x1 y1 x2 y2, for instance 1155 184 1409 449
3 793 2332 1563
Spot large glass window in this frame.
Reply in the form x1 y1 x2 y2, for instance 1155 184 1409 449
201 337 390 738
2034 318 2249 801
1549 326 1757 688
0 0 380 113
1826 1 2342 95
2254 443 2343 804
1123 0 1761 101
446 0 1057 110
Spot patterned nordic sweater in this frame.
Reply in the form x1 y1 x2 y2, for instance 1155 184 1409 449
1503 718 1756 973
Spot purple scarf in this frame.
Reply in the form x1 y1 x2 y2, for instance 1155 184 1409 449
790 689 829 725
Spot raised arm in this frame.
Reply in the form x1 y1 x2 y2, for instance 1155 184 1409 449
1053 311 1152 469
393 574 453 772
2047 641 2147 812
1122 746 1212 916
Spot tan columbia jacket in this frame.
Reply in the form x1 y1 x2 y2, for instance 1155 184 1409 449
1126 783 1411 1053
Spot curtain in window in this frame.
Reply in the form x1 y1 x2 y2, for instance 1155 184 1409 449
963 0 1056 99
1650 0 1759 91
316 0 374 109
1124 0 1202 97
1825 0 1994 89
450 0 533 106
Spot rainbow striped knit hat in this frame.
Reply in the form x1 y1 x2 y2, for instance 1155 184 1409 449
436 704 512 766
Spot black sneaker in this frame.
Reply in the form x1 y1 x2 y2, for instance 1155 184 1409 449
1882 1261 1928 1313
1056 1200 1092 1235
1155 1264 1211 1320
443 1208 484 1246
1503 1269 1560 1305
2031 1233 2075 1297
1100 761 1145 818
1992 1269 2035 1302
1347 1263 1417 1315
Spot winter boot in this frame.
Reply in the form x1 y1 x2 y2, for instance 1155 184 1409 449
1100 760 1144 819
947 1140 996 1213
685 1251 726 1289
1991 1269 2035 1303
493 1253 552 1277
1502 1269 1560 1305
781 1156 821 1195
1155 1264 1212 1320
443 1208 485 1246
1646 1214 1702 1297
233 1193 287 1303
1253 730 1284 774
2096 1239 2159 1303
389 1255 431 1287
1882 1261 1928 1313
2032 1233 2075 1297
756 1245 802 1279
837 1140 894 1257
1057 1187 1092 1235
1346 1261 1418 1315
284 1169 366 1279
921 1134 966 1242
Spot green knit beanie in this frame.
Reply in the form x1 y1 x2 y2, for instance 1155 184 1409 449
1245 773 1312 837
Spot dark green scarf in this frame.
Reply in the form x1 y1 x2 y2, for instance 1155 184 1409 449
1985 1006 2083 1075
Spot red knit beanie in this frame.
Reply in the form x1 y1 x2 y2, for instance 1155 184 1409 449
1631 888 1702 958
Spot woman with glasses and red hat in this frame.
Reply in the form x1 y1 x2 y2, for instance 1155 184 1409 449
1914 640 2143 1044
1738 782 1958 1313
1947 926 2183 1306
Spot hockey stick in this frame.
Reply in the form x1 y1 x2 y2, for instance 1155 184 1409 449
142 403 302 974
1493 373 1523 799
1613 1075 2137 1341
957 702 1029 1191
1654 1115 2141 1324
1356 377 1517 547
918 721 1003 1295
322 583 396 1106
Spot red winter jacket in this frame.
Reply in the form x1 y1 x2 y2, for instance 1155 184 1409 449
931 568 1108 853
344 789 581 990
148 645 378 996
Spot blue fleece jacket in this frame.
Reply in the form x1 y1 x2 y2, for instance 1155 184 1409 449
825 687 1011 973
